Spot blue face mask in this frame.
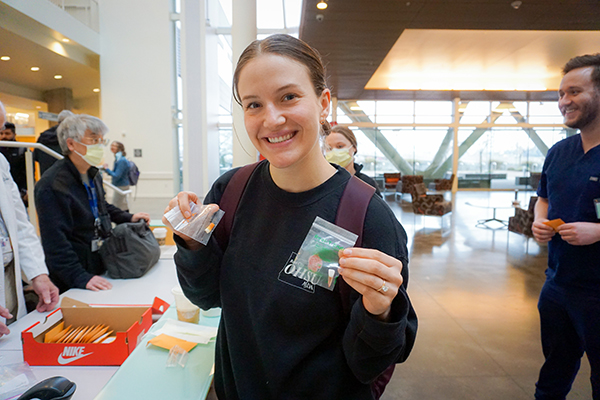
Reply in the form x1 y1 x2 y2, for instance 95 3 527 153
115 151 123 160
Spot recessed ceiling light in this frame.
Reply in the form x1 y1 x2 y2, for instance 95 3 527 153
54 74 63 80
0 56 10 61
31 67 40 71
316 1 327 10
93 88 100 93
62 38 70 43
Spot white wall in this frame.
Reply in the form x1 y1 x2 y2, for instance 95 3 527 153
99 0 176 198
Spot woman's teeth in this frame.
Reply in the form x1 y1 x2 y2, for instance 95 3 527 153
268 133 293 143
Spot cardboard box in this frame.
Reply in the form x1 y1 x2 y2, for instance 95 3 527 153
22 297 169 366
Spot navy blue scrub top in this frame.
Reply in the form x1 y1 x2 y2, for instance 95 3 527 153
538 134 600 293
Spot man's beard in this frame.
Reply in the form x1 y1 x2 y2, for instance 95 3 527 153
565 91 600 130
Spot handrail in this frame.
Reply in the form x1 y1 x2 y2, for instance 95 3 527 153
0 142 132 226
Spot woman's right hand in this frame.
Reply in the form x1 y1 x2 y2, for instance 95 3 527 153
163 191 201 249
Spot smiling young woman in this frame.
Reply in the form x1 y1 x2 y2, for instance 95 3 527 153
164 34 417 400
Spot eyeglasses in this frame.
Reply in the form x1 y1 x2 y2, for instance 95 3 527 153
81 136 109 146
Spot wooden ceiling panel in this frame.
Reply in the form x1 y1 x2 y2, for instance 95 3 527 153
300 0 600 100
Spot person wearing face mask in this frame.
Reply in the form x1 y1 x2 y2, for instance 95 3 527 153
324 125 382 197
102 141 131 211
34 114 150 293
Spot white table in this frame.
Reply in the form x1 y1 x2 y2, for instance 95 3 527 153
465 201 513 229
0 248 182 400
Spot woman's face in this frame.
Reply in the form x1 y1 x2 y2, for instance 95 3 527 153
110 143 118 154
237 54 330 170
325 132 355 156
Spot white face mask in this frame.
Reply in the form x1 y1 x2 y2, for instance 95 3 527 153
75 142 105 166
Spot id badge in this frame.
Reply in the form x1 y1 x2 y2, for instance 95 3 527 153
595 199 600 219
91 238 103 252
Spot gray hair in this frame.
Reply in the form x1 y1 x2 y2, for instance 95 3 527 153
57 110 74 124
58 114 108 155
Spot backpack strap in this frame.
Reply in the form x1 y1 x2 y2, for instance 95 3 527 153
213 162 261 250
334 176 376 247
334 176 375 316
334 177 393 400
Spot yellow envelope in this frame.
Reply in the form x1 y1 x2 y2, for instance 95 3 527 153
147 333 197 352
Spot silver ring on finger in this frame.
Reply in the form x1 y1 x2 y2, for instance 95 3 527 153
377 280 389 293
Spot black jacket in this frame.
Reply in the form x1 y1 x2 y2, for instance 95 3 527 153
35 156 132 292
0 145 27 192
34 125 63 176
354 163 382 197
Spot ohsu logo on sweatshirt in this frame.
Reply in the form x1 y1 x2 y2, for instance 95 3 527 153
57 346 93 365
278 252 317 293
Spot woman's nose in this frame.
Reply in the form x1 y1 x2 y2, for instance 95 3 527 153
264 105 285 128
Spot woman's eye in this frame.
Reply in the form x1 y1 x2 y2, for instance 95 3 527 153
245 102 260 110
283 94 297 101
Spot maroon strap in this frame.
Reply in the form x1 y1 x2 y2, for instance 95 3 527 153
335 176 375 316
213 162 261 250
334 176 376 246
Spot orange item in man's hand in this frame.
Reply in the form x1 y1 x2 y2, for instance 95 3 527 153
543 218 565 231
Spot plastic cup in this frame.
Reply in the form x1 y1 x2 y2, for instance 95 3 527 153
201 308 221 318
171 287 200 324
153 228 167 246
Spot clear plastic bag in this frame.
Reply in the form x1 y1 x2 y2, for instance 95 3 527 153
164 202 224 245
292 216 358 291
0 362 37 399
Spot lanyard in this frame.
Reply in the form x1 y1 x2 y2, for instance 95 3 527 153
83 180 99 220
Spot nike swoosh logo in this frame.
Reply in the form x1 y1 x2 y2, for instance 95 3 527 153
57 352 93 365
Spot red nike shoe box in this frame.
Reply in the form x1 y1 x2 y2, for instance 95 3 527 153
21 296 169 366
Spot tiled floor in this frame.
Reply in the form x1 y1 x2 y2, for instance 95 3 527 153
133 191 594 399
384 191 593 400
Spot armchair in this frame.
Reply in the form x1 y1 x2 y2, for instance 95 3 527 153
410 183 452 216
429 173 455 191
383 173 401 194
400 175 424 201
508 196 538 238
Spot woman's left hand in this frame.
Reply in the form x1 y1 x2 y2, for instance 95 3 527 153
338 248 403 321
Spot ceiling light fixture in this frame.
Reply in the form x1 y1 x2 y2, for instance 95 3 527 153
316 1 327 10
511 1 522 9
0 56 10 61
62 38 70 43
31 67 40 71
93 88 100 93
54 74 63 80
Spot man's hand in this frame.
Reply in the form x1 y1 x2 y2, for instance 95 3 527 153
86 275 113 291
131 212 150 224
532 219 556 243
557 222 600 246
31 274 60 312
0 306 12 337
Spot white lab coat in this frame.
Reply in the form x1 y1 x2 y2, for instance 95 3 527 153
0 154 48 321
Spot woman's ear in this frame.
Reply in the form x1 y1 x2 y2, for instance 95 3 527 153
319 88 331 121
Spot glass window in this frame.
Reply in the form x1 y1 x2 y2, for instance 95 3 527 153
415 101 452 124
375 101 414 124
529 101 563 124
